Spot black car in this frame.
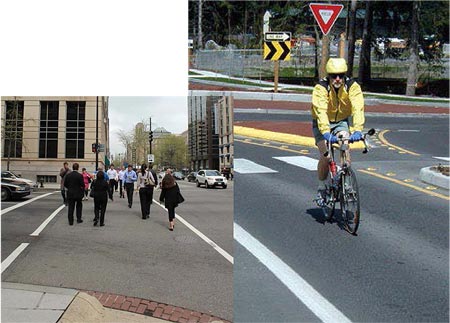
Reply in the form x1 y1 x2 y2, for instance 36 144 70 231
1 178 31 201
173 172 185 180
187 172 198 182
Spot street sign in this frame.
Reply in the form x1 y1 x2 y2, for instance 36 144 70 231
148 154 154 163
309 3 344 35
263 31 291 61
264 32 291 42
98 144 105 152
263 11 272 34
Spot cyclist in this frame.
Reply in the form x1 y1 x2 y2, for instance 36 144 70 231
311 58 365 202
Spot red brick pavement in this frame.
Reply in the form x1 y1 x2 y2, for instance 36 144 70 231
234 99 449 114
82 290 230 323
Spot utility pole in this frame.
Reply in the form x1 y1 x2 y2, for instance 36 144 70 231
95 96 99 170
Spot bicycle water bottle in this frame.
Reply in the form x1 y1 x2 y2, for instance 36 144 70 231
330 161 337 177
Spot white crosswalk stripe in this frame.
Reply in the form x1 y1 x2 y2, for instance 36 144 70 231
234 158 278 174
273 156 318 171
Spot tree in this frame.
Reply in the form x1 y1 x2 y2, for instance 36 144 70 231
406 1 419 96
358 1 373 86
346 0 358 77
154 135 188 170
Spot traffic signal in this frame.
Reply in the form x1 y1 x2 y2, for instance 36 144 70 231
132 149 136 161
149 131 153 142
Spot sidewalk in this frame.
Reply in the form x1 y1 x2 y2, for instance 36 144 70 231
2 282 228 323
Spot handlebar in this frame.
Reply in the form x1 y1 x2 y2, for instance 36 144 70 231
323 128 376 156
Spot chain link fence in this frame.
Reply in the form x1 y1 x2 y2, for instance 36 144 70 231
191 48 448 80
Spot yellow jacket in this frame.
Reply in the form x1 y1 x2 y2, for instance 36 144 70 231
311 77 365 134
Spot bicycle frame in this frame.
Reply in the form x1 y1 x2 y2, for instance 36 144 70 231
320 129 375 234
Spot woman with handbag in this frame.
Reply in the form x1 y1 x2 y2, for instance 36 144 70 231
137 164 157 220
81 168 93 201
159 169 184 231
91 170 109 226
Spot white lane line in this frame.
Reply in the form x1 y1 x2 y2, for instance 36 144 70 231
2 243 30 273
234 223 352 323
30 205 66 237
273 156 318 171
1 192 55 216
234 158 278 174
153 200 233 264
432 157 450 162
397 129 420 132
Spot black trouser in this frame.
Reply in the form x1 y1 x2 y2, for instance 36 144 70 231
124 183 134 206
119 180 124 197
67 198 83 224
61 189 66 204
84 189 89 198
167 206 176 222
139 187 153 218
94 196 108 224
109 179 117 199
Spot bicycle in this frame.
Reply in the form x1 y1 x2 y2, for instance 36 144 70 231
315 128 376 235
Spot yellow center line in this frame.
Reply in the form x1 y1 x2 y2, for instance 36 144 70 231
235 138 310 154
358 169 449 200
378 130 421 156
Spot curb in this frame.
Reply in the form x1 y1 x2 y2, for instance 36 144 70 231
419 167 450 190
234 125 365 149
82 290 230 323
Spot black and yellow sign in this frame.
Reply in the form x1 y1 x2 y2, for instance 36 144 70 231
263 31 291 61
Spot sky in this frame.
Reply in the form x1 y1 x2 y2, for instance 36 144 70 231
108 97 188 157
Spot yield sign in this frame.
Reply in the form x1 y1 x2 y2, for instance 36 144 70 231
309 3 343 35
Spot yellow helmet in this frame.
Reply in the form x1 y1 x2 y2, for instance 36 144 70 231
326 58 348 74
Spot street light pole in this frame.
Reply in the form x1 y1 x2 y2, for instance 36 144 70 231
149 117 152 154
95 96 99 170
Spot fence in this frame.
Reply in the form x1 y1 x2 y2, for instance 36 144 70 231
191 48 448 80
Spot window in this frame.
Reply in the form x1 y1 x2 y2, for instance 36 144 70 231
4 101 24 158
39 101 59 158
37 175 57 183
65 101 85 159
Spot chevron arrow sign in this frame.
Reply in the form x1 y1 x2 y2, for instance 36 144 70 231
263 41 291 61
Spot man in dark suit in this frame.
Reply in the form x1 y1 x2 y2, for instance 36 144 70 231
64 162 85 225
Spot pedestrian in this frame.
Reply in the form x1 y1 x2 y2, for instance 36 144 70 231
91 170 109 226
123 164 137 208
64 163 84 225
107 164 118 201
81 168 93 200
137 163 158 220
159 169 184 231
118 165 125 198
59 162 71 205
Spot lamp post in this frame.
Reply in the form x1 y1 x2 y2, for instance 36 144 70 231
95 96 99 170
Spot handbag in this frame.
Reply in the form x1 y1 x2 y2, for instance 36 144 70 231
89 180 95 198
177 191 185 204
144 171 156 187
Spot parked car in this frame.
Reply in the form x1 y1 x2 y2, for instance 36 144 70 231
173 172 185 180
196 170 227 189
1 171 38 189
1 178 31 201
187 172 198 182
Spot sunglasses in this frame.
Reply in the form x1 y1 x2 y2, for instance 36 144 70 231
329 73 345 79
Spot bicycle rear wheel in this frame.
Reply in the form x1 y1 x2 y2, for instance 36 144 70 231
339 167 360 234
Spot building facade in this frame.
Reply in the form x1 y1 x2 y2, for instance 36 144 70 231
188 96 233 171
1 96 109 185
216 96 234 173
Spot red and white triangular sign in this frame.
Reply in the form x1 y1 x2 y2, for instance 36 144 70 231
309 3 344 35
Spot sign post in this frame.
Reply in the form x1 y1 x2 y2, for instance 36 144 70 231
263 31 291 93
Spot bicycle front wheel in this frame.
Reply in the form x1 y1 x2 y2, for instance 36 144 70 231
339 167 360 235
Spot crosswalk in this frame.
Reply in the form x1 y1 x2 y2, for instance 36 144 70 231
234 156 318 174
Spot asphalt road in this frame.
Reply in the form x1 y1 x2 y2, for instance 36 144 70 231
234 112 449 322
1 180 233 321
